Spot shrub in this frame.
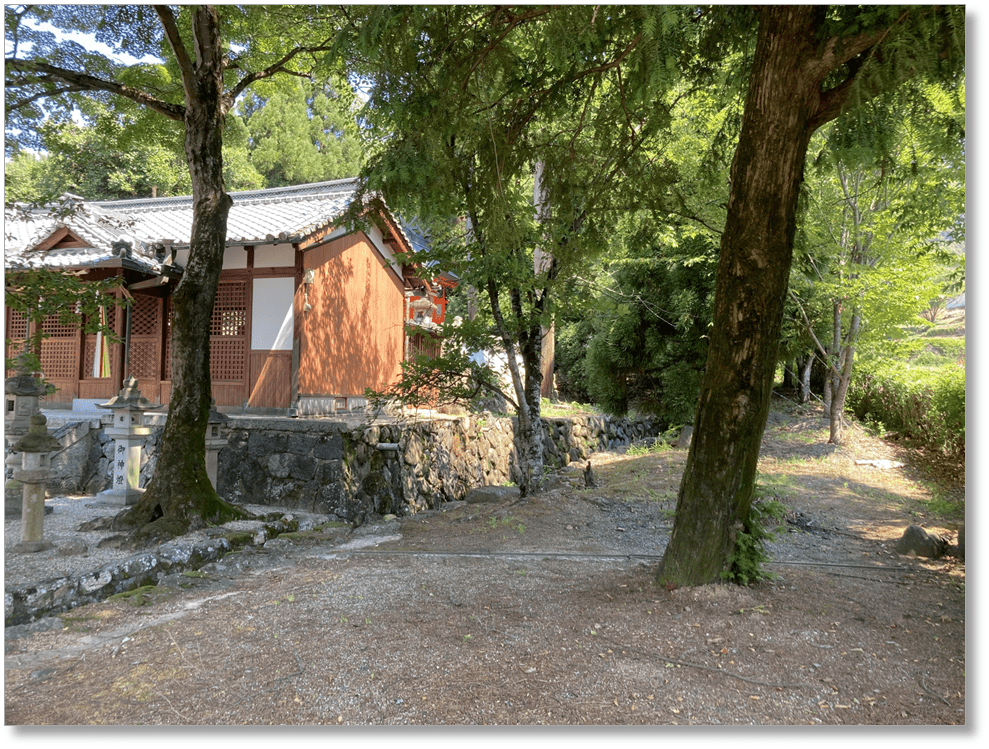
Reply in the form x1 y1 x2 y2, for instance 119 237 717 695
848 359 965 461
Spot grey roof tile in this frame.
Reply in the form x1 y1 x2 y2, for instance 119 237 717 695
5 179 424 275
4 200 161 274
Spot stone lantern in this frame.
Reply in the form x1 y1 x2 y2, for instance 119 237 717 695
11 412 62 553
408 295 437 325
205 400 229 490
5 354 50 517
96 375 162 506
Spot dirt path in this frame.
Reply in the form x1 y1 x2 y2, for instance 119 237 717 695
4 403 965 725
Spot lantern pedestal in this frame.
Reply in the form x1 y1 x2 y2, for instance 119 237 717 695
4 358 49 518
205 403 230 490
10 413 62 554
95 376 162 507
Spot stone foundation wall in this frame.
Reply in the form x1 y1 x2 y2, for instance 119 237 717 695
26 413 665 522
218 414 663 523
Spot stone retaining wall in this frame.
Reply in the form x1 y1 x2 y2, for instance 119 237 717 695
29 412 665 522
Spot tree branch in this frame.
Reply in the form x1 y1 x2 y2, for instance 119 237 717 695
459 6 554 91
153 4 196 100
788 289 842 378
809 14 908 79
4 58 185 121
226 38 338 102
808 10 914 131
7 84 90 109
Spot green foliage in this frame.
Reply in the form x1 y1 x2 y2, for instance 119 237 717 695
905 339 965 367
4 107 189 201
721 498 786 586
365 316 510 416
220 115 266 192
848 358 965 461
561 224 717 425
625 439 672 457
5 5 354 192
4 266 125 373
3 150 49 204
4 107 268 200
241 77 362 187
554 317 593 402
341 5 706 494
785 83 964 421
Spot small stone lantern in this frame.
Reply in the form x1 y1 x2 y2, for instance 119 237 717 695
205 400 229 490
11 412 62 553
5 354 50 517
96 375 162 506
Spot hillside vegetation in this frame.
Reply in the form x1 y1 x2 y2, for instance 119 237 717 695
848 308 965 475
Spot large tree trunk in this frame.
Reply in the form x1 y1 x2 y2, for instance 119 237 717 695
657 7 823 586
112 7 249 546
487 280 545 497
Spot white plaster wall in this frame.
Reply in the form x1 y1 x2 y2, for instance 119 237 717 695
251 277 295 351
254 243 296 268
222 247 248 269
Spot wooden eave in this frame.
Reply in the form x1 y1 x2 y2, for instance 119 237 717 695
296 221 343 251
359 198 414 258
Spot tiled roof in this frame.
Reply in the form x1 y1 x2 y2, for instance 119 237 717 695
399 216 431 256
90 178 362 248
4 197 162 274
4 179 424 273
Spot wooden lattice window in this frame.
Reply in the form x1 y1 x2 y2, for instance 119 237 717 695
160 285 248 383
129 339 159 379
210 338 246 380
40 311 80 338
5 309 29 372
127 295 162 379
130 294 160 336
209 281 247 382
40 311 82 379
82 337 98 373
211 282 247 337
6 308 29 341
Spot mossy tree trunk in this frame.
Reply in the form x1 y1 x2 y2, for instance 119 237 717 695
112 7 250 545
657 3 963 585
658 6 859 586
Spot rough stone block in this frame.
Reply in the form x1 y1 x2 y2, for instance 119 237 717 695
466 485 520 504
312 431 343 461
894 524 948 558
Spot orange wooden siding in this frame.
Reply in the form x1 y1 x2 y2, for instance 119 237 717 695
298 233 405 398
248 351 292 408
4 305 120 404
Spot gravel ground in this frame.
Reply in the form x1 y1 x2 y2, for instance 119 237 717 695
3 407 968 727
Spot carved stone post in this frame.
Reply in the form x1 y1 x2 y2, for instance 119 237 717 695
11 412 62 553
96 375 162 506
